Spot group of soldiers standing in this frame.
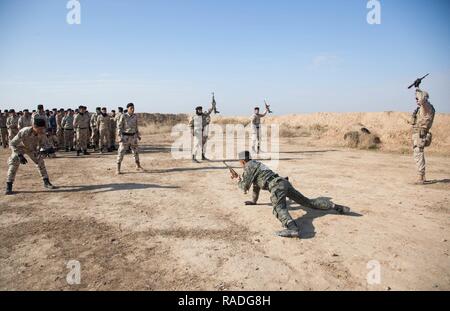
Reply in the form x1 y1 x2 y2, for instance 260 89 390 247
2 103 142 195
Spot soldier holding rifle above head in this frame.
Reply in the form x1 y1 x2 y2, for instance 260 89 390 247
407 74 436 185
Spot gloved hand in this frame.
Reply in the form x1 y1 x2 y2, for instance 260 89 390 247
245 201 257 206
18 154 28 165
40 147 56 156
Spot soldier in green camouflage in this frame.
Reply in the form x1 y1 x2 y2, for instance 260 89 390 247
231 151 349 238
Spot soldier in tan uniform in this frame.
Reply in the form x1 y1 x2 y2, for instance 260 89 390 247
116 103 142 174
0 110 8 148
109 110 117 150
408 89 435 184
73 106 91 156
97 107 111 153
189 105 214 162
114 107 124 150
61 109 75 152
5 119 56 195
32 105 49 130
18 109 32 130
250 106 269 154
55 109 65 150
90 107 101 151
6 109 20 141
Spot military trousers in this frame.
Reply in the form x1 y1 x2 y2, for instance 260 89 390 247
76 128 89 151
64 129 74 150
1 128 8 147
268 178 335 228
7 150 48 183
117 134 140 164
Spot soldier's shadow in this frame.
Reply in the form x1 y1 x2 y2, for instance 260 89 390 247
289 203 362 239
19 183 179 194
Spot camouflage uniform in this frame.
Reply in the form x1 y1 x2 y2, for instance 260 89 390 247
90 113 100 150
56 112 64 148
189 107 213 159
6 127 49 183
73 112 90 151
410 89 435 180
114 112 122 144
61 114 75 150
117 113 140 165
250 110 268 153
109 114 117 150
97 113 111 152
238 160 335 228
0 113 8 148
6 115 20 140
18 115 32 130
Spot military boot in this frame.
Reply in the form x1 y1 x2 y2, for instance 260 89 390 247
43 178 56 190
201 153 209 161
192 155 199 163
136 162 144 171
77 150 81 156
276 221 300 238
335 205 351 215
5 182 13 195
116 163 122 175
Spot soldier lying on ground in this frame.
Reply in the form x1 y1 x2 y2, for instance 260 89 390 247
231 151 350 238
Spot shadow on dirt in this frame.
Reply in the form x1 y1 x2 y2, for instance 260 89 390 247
17 183 179 194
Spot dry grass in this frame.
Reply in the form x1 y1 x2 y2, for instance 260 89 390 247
138 112 450 155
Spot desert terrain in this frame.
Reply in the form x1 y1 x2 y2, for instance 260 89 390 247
0 112 449 291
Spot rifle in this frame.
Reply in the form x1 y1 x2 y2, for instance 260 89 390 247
408 74 429 89
264 100 273 114
223 161 239 179
212 92 220 114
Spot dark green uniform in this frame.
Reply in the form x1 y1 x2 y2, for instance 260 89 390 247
238 160 336 228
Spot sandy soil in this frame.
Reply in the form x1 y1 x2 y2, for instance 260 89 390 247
0 133 449 291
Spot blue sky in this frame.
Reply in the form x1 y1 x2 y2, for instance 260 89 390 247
0 0 449 114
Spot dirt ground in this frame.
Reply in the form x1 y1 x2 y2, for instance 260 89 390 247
0 133 449 291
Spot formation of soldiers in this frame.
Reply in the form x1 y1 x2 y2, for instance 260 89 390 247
0 81 437 238
2 103 141 195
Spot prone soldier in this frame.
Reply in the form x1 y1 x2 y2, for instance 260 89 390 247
231 151 349 238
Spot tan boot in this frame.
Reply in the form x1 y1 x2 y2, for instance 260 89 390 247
116 163 122 175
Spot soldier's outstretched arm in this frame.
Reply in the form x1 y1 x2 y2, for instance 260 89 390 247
245 184 260 205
